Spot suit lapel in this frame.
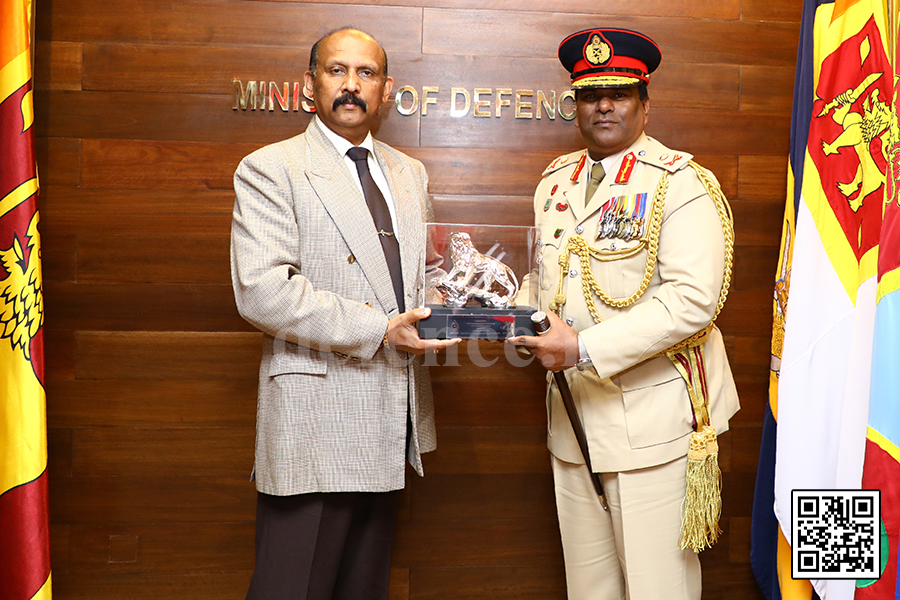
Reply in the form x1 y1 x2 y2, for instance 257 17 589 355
304 121 400 315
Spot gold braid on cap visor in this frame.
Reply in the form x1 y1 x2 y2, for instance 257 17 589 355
572 75 645 88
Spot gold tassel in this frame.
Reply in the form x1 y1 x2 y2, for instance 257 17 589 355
701 425 723 545
680 426 723 552
680 429 709 552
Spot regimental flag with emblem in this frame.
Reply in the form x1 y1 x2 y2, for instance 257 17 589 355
856 1 900 597
0 1 51 599
751 0 894 599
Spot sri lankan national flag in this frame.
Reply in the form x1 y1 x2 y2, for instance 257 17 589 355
855 2 900 598
0 1 51 599
751 0 892 599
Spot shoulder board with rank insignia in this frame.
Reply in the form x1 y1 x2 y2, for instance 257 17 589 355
542 150 586 177
636 137 693 173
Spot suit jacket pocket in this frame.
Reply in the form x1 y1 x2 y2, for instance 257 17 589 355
268 344 328 376
618 356 692 449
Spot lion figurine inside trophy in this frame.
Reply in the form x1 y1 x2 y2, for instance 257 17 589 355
435 232 519 309
418 224 539 339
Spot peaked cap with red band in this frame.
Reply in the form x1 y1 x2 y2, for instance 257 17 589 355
559 28 662 89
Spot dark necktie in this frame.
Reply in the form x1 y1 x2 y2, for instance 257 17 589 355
346 146 405 313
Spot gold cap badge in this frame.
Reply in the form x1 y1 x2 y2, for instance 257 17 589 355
585 34 611 65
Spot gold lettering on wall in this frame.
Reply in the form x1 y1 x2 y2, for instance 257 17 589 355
395 85 419 116
233 80 260 111
269 82 290 112
422 86 439 116
495 88 512 118
232 81 575 120
450 88 471 118
558 90 576 121
515 90 533 119
537 90 555 120
473 88 492 118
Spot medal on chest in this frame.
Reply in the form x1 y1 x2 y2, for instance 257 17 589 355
596 192 648 241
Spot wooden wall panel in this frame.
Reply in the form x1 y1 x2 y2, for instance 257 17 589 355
410 566 566 600
741 65 797 113
34 42 83 91
81 43 308 93
77 234 231 284
82 43 739 112
35 1 799 598
412 474 554 520
393 518 564 566
46 379 257 428
50 476 257 524
422 9 799 65
44 283 251 332
35 138 81 186
36 91 789 155
40 187 234 236
743 0 804 22
52 572 253 600
34 91 420 147
78 139 252 189
37 0 424 49
69 428 254 477
67 522 254 571
75 332 261 379
257 0 743 20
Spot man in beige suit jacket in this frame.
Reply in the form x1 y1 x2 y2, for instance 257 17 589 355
510 28 740 600
231 28 457 600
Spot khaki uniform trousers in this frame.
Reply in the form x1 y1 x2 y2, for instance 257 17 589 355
552 454 701 600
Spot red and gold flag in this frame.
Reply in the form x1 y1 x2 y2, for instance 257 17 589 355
0 0 51 599
752 0 893 599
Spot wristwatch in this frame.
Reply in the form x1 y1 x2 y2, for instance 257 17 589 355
575 335 593 372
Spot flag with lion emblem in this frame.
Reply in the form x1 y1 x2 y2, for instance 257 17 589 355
0 0 51 599
752 0 896 598
855 1 900 597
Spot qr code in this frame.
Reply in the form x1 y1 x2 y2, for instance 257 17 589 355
792 489 880 579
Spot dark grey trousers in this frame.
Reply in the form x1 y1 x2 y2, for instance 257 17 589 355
245 490 399 600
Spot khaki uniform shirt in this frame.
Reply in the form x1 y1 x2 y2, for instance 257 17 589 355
534 134 740 472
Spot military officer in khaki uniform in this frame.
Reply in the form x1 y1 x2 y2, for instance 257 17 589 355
509 28 740 600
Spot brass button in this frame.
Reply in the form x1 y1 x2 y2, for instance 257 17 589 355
365 302 372 308
348 254 356 263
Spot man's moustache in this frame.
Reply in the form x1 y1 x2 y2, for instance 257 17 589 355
333 93 367 112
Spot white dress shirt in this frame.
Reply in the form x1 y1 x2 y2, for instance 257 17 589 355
315 115 400 236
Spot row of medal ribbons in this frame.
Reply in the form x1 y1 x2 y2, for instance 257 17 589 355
597 192 648 241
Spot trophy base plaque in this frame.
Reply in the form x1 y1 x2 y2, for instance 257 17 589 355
418 305 538 340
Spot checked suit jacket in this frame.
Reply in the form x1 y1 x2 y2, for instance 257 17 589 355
231 118 436 496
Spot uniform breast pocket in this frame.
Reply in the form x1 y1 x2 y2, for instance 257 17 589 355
618 356 693 449
603 242 647 300
540 244 560 292
538 227 562 292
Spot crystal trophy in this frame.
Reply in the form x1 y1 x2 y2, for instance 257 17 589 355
417 223 540 339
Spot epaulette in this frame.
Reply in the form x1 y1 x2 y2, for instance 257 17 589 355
542 150 586 177
635 138 693 173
